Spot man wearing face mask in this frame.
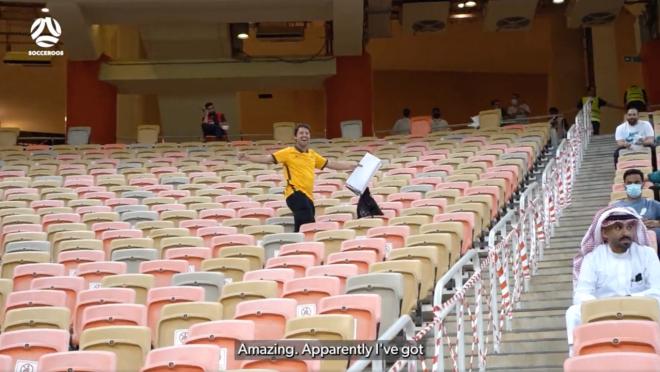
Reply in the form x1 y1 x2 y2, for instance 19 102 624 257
614 169 660 253
614 107 656 170
430 107 449 132
506 93 531 122
565 207 660 353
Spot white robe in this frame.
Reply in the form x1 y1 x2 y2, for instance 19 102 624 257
566 242 660 346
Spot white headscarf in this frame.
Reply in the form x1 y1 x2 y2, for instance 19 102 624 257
573 206 650 284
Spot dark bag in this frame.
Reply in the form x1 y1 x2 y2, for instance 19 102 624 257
357 188 384 219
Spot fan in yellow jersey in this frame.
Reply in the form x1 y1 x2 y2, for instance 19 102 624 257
238 123 356 232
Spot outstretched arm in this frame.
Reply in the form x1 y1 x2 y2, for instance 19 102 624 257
238 153 275 164
326 160 358 171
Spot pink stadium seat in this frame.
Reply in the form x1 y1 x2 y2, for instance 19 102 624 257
265 255 316 278
226 201 261 210
238 207 275 222
279 242 325 265
130 178 158 187
184 320 255 370
316 179 343 190
410 116 431 136
76 261 127 289
139 260 188 287
564 352 660 372
31 276 85 316
411 198 448 212
164 247 212 271
105 197 139 208
90 168 116 176
437 182 470 194
76 206 112 215
306 264 360 291
141 345 220 372
146 286 205 340
378 202 403 217
42 213 81 231
210 182 241 192
317 213 353 226
573 320 660 355
465 186 500 217
386 167 417 177
81 304 147 333
179 219 218 235
411 177 446 189
64 176 93 188
58 250 106 275
434 212 476 254
196 226 239 247
234 298 298 339
211 234 255 257
242 268 296 295
101 229 143 257
198 208 236 223
420 154 447 162
21 199 54 212
387 192 422 209
72 288 136 343
367 225 410 249
282 276 341 316
212 193 248 204
319 294 382 340
152 203 186 213
4 290 67 313
341 238 388 261
256 174 283 183
38 351 117 372
264 200 287 209
144 185 173 193
423 164 455 174
158 190 190 200
3 187 38 198
327 251 378 274
91 221 131 239
407 161 435 173
13 263 66 292
314 185 337 198
300 221 340 241
0 329 69 370
151 167 177 176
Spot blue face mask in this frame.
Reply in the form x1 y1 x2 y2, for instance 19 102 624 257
625 183 642 198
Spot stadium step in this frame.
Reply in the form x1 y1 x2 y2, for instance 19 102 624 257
480 135 614 371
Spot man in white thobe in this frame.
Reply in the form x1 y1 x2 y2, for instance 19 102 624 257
566 208 660 352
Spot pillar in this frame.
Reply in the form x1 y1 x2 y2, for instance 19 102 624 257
641 39 660 107
324 54 374 139
592 25 624 134
66 55 117 144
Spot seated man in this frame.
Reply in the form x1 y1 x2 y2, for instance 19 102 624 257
614 168 660 255
614 107 656 170
391 108 411 135
430 107 449 132
201 102 228 141
566 207 660 354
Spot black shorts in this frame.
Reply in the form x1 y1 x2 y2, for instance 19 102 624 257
286 191 316 233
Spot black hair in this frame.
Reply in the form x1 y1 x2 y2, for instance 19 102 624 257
204 102 214 109
403 108 411 117
623 168 645 182
549 107 559 114
491 99 500 106
626 105 640 112
294 123 311 136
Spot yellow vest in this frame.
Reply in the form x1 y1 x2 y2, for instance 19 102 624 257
625 86 645 104
582 96 601 122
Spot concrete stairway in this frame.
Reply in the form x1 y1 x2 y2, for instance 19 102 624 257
421 135 615 371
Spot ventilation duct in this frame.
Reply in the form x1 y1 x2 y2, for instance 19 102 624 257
402 2 450 35
566 0 624 28
484 0 538 32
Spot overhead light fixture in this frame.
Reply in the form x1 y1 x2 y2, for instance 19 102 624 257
41 7 49 13
451 13 475 19
457 3 465 8
237 33 249 40
552 0 565 3
465 1 477 7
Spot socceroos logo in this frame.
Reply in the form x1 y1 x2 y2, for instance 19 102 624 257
30 16 62 48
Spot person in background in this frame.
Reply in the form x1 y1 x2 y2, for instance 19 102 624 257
624 84 648 112
391 108 411 135
491 99 506 119
506 93 531 122
614 107 656 170
577 86 610 135
614 168 660 255
237 123 356 232
565 207 660 355
430 107 449 132
201 102 228 141
548 107 569 149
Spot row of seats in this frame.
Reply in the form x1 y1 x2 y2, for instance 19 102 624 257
0 126 551 371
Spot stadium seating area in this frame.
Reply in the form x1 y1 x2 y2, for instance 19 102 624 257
0 124 552 370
